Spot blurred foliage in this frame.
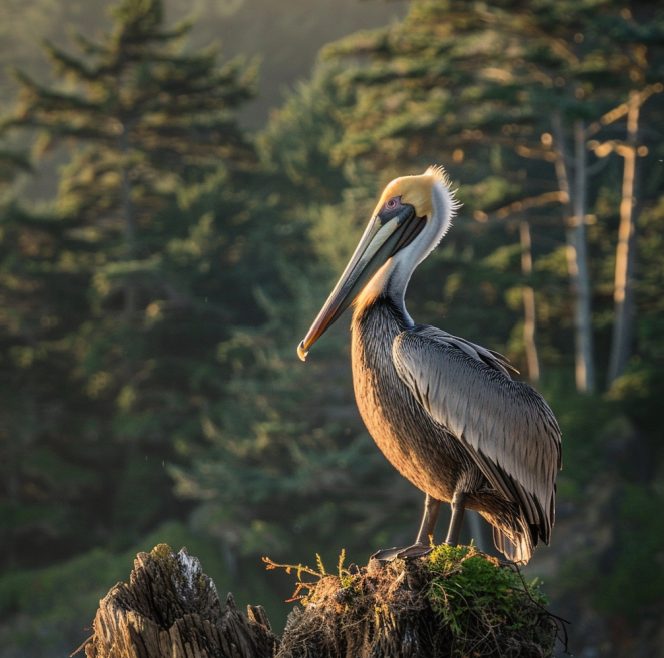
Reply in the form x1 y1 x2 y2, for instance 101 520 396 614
558 482 664 622
0 520 284 657
0 1 663 657
0 0 260 566
595 484 664 619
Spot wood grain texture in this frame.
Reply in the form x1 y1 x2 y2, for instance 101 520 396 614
83 544 276 658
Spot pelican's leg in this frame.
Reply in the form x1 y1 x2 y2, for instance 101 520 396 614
415 493 441 545
371 494 441 562
444 491 467 546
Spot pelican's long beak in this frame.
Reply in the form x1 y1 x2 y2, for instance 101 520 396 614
297 207 421 361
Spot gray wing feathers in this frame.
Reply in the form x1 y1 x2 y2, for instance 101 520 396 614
393 326 561 543
414 326 519 377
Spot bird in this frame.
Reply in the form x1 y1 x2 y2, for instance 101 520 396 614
297 165 561 564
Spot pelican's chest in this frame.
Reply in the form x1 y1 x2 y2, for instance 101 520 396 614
350 301 424 470
349 299 462 499
351 300 404 424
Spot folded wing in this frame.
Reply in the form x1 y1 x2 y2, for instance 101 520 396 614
392 325 561 544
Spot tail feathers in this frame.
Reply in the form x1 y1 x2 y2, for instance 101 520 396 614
491 520 537 565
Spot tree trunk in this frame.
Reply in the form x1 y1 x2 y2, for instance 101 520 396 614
570 119 595 393
519 220 540 383
82 544 276 658
552 113 595 393
607 92 640 387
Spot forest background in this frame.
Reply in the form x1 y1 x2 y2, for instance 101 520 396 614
0 1 662 656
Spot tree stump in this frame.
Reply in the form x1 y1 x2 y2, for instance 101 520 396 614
273 548 562 658
82 543 563 658
83 544 276 658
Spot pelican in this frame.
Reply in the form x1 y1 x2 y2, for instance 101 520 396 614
297 166 561 563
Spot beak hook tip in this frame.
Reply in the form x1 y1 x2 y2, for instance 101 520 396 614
297 340 308 362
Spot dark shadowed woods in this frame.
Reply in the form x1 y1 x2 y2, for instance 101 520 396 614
0 1 663 657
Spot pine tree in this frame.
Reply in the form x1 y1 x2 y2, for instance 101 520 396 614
6 0 255 314
0 0 257 565
308 0 663 392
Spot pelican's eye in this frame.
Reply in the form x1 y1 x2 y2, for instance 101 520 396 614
385 196 400 211
379 195 411 226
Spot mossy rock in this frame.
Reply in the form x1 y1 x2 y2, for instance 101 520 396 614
276 545 560 658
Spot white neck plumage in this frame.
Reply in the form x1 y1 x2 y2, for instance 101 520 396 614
354 180 457 324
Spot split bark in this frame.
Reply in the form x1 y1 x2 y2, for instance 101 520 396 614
82 544 276 658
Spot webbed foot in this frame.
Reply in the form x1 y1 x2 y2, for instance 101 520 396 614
370 542 433 563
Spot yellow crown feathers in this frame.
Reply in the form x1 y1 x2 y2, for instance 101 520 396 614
374 165 457 219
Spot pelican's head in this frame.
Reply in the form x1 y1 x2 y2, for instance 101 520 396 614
298 165 458 361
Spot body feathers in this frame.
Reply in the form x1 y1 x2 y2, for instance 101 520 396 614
352 297 561 563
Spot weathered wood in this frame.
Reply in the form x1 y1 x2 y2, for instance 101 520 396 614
82 544 562 658
83 544 276 658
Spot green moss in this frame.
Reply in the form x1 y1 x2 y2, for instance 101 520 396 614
427 544 553 652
